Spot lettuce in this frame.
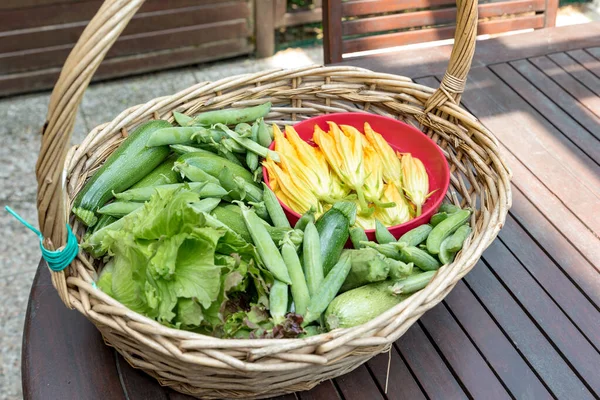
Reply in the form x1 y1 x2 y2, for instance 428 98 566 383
95 187 273 334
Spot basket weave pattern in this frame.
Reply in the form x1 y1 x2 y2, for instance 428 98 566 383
35 0 511 398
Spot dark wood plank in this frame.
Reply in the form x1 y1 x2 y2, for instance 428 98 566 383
568 49 600 79
509 58 600 141
323 0 343 64
343 15 545 54
586 46 600 61
548 52 600 96
483 239 600 395
490 62 600 163
366 349 427 400
116 352 170 400
281 7 323 28
509 187 600 302
0 0 81 10
529 55 600 117
342 0 456 17
445 282 553 399
0 19 249 75
419 305 512 399
255 0 275 58
499 214 600 344
22 262 127 400
0 39 252 98
297 379 341 400
335 364 384 400
465 261 594 399
342 0 546 36
459 67 600 233
0 1 250 53
335 22 600 78
396 324 468 399
545 0 559 27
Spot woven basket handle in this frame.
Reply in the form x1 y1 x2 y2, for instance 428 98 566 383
36 0 478 248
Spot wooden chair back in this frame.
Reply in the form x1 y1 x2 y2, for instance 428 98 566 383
323 0 559 64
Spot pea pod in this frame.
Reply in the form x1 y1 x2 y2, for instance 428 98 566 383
430 212 449 226
281 239 310 316
215 124 280 162
114 182 227 202
146 127 203 147
375 219 395 244
349 226 368 249
191 102 271 126
246 123 260 171
173 162 220 185
385 258 413 280
438 203 461 214
361 241 406 261
90 214 116 235
397 243 440 271
262 183 290 228
173 111 193 127
398 224 432 247
439 225 472 265
269 280 289 324
170 144 214 155
189 197 221 214
303 221 324 297
179 152 257 187
240 205 291 284
235 122 253 137
257 118 272 148
303 252 352 325
294 209 315 231
426 209 471 254
97 201 142 217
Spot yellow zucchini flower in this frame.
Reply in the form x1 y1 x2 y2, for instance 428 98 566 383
374 182 411 226
400 152 431 216
362 144 384 203
364 122 402 188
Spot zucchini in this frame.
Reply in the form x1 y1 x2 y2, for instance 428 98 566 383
398 224 432 247
72 120 172 226
130 154 179 189
426 209 471 254
325 271 435 329
315 202 356 275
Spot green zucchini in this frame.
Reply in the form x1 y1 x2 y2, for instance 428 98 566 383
426 209 471 254
315 202 356 275
130 154 179 189
398 224 432 247
72 120 172 226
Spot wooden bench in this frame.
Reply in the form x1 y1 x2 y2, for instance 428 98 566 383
323 0 559 63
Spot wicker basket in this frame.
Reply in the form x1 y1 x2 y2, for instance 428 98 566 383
35 0 511 398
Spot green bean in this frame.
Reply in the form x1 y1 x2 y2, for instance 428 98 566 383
190 197 221 214
375 219 396 244
173 111 194 127
240 205 292 284
146 127 202 147
170 144 214 155
269 279 289 324
349 226 368 249
246 123 260 171
262 183 290 228
303 221 324 297
190 102 271 126
115 182 228 202
215 124 280 162
303 252 352 325
97 201 142 217
294 209 315 231
281 239 310 316
173 162 221 184
257 118 273 148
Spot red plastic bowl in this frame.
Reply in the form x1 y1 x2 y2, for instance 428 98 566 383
262 113 450 240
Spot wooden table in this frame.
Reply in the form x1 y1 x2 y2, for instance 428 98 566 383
23 23 600 400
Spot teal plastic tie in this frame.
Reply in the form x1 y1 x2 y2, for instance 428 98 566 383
5 206 79 272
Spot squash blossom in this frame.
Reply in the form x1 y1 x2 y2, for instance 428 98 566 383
315 122 369 213
400 152 430 216
272 124 297 158
362 144 384 203
374 182 411 226
263 157 321 215
364 122 402 188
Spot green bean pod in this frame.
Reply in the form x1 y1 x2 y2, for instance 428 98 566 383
191 102 271 126
246 123 260 171
269 280 289 324
294 209 315 231
303 221 324 297
240 206 292 284
262 183 291 228
97 201 142 217
349 226 368 249
257 118 273 148
375 219 396 244
303 252 352 325
281 240 310 316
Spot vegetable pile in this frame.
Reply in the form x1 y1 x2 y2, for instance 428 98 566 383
264 122 434 229
75 102 471 339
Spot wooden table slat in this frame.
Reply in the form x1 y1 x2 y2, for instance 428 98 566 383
567 49 600 80
548 52 600 96
334 364 384 400
297 379 341 400
586 47 600 61
366 350 427 400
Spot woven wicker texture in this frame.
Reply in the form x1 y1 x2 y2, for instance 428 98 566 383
35 0 511 398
